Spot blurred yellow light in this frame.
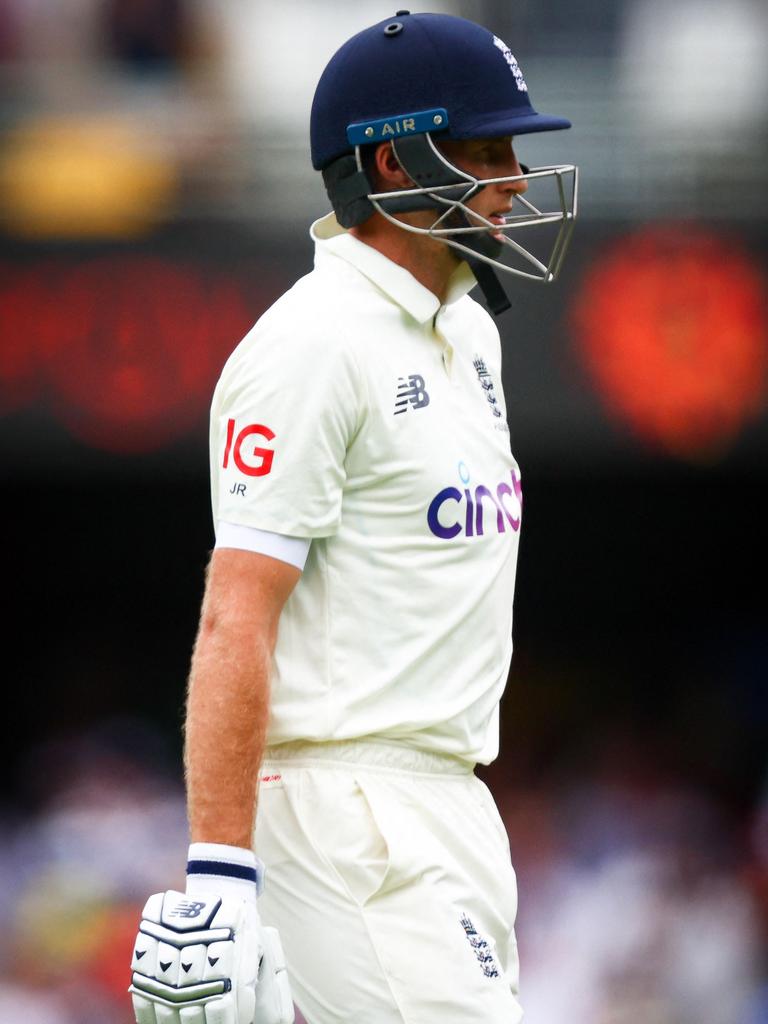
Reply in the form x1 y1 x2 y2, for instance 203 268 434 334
0 115 177 239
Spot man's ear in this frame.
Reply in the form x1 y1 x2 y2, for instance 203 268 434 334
371 141 412 189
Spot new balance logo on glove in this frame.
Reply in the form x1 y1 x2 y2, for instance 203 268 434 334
168 899 208 919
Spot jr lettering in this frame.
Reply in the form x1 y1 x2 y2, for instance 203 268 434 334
222 418 275 477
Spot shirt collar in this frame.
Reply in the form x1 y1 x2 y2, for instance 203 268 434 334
310 212 477 325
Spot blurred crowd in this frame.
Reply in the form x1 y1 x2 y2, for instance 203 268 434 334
500 766 768 1024
2 718 767 1024
0 0 766 235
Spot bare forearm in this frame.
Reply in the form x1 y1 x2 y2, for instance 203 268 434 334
182 548 299 849
184 617 272 848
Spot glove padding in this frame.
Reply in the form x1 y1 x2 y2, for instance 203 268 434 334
129 889 293 1024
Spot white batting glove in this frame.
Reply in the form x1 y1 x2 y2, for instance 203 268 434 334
129 843 294 1024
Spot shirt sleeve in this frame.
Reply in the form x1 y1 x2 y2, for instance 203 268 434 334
214 521 310 570
210 316 365 538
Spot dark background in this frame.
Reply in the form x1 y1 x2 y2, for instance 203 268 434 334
10 464 767 807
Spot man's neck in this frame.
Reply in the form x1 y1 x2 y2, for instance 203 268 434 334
349 218 459 306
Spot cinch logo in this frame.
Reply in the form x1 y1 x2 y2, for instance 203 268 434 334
427 466 522 539
222 418 275 477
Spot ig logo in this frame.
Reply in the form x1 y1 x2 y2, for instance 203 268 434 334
222 417 275 477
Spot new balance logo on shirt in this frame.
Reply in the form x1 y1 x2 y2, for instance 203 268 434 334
394 374 430 414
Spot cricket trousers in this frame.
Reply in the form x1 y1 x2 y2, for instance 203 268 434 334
254 740 523 1024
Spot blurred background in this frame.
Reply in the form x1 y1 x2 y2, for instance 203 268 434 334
1 1 767 1022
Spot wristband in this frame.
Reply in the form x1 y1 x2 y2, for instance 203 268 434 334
186 842 265 898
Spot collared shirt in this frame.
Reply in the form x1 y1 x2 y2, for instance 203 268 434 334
209 213 522 765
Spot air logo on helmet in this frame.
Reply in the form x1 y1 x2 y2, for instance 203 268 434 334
346 108 449 146
493 36 528 92
381 118 415 137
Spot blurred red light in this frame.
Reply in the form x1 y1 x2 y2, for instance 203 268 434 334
0 264 60 413
572 226 768 458
0 255 276 453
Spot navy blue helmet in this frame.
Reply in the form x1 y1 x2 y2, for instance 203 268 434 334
310 12 578 311
311 12 570 170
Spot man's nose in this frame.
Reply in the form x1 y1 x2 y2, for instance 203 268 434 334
502 151 528 195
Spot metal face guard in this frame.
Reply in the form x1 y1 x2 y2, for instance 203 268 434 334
362 134 578 285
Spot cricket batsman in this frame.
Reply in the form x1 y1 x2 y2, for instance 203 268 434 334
129 10 577 1023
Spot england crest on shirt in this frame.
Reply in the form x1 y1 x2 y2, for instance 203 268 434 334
472 356 503 420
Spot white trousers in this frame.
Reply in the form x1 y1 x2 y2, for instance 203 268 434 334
254 740 523 1024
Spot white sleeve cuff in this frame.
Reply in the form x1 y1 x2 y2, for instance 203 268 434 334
214 521 311 570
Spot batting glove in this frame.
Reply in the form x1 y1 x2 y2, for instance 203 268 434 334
129 843 294 1024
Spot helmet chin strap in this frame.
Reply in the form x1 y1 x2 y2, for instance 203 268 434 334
464 257 512 315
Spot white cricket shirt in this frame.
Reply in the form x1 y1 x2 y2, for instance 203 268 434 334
209 213 523 765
